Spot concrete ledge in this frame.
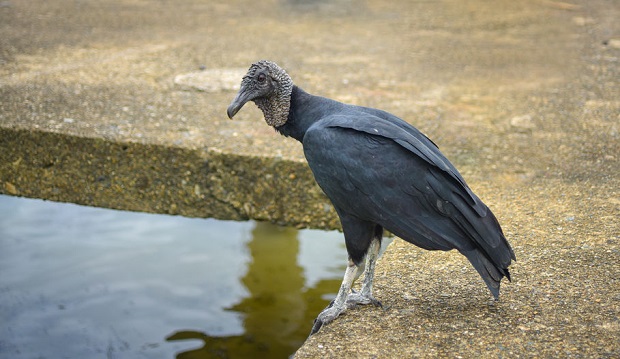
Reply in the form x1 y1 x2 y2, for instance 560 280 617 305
0 126 339 229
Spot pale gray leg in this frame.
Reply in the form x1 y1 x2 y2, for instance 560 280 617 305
347 237 382 308
310 259 358 335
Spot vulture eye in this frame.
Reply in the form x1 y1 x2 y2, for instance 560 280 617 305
257 73 267 83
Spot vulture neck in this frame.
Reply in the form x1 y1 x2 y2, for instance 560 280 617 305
275 85 340 142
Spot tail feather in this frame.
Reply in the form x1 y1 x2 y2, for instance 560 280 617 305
462 248 510 300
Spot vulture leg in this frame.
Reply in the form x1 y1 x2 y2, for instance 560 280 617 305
347 237 382 308
310 259 358 335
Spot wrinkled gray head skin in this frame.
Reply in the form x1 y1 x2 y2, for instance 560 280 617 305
226 60 293 128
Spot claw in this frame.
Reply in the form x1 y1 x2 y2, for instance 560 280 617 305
310 318 323 336
309 303 348 336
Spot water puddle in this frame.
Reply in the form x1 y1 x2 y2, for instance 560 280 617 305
0 195 353 358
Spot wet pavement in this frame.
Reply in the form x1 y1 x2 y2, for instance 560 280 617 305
1 0 618 357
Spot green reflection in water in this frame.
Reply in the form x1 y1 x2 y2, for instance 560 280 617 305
167 222 344 358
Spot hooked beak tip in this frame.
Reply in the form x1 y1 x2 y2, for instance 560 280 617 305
226 106 237 119
226 88 250 120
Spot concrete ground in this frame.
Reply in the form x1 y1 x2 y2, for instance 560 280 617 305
1 0 618 357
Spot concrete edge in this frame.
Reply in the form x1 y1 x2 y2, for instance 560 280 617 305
0 126 341 230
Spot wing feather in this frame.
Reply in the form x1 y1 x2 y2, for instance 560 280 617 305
318 113 487 216
303 111 514 266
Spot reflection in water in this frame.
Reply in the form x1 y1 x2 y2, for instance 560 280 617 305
167 222 344 358
232 223 306 353
0 195 347 359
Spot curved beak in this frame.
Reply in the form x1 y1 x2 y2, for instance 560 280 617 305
227 87 252 119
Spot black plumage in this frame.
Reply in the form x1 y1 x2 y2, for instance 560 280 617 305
227 60 515 335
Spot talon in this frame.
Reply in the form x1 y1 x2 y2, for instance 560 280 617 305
309 303 348 336
310 318 323 336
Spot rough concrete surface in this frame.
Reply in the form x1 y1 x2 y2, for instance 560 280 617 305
0 0 618 358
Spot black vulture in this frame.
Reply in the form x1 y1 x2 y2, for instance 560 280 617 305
227 60 515 335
